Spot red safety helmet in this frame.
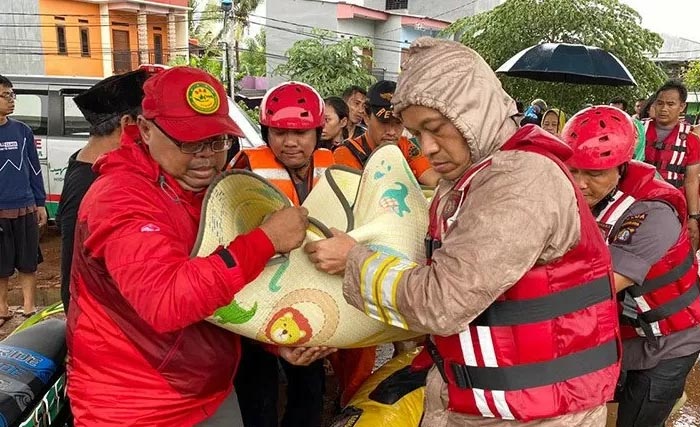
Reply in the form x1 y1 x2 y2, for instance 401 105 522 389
259 82 324 129
562 105 637 170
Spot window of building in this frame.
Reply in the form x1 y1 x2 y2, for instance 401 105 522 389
56 26 67 55
80 27 90 57
154 33 163 64
386 0 408 10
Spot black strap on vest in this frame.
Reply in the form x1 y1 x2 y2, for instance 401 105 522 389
640 280 700 324
343 135 372 167
428 339 618 391
631 252 695 297
424 237 442 260
472 276 612 326
619 291 659 348
620 278 700 348
424 337 449 383
423 274 618 390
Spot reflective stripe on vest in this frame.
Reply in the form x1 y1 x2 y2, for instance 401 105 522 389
646 121 691 187
418 137 619 421
595 190 665 337
596 190 637 241
595 184 698 338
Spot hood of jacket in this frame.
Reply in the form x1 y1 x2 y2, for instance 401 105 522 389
393 37 519 165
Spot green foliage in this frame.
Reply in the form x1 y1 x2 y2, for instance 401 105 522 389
685 61 700 91
443 0 668 113
238 100 260 124
188 0 224 47
275 30 376 98
238 30 267 78
170 54 223 79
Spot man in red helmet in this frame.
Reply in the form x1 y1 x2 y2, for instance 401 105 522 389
67 67 332 427
230 81 334 427
563 106 700 427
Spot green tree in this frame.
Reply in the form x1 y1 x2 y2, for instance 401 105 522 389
238 30 267 78
177 0 226 78
238 100 260 124
685 61 700 91
184 0 263 87
230 0 264 70
275 30 376 97
444 0 667 114
188 0 223 47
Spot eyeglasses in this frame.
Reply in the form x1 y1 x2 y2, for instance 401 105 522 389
152 121 236 154
0 92 16 101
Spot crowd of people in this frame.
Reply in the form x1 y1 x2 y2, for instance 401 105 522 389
1 35 700 427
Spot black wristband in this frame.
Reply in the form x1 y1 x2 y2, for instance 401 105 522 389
689 214 700 221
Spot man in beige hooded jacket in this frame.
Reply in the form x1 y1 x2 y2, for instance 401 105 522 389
305 37 619 426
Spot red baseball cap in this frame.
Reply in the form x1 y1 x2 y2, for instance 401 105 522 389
141 66 244 142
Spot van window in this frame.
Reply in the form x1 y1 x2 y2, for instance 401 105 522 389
12 93 48 135
63 95 91 136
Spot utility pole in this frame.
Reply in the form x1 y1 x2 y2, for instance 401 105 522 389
220 0 234 96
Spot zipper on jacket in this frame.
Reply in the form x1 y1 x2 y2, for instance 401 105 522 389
159 175 181 203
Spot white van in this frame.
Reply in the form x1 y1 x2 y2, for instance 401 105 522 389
7 74 263 220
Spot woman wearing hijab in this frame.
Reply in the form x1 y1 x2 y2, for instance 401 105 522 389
541 108 566 136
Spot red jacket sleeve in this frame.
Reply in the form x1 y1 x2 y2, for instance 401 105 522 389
83 184 275 333
686 132 700 165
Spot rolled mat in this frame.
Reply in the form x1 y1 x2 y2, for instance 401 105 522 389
192 144 428 347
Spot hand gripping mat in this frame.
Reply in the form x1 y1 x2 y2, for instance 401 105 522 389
192 144 428 348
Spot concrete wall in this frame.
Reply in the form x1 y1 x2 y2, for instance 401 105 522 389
0 1 45 75
265 0 338 79
408 0 505 22
372 15 402 80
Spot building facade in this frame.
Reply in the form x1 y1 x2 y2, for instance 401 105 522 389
0 0 190 78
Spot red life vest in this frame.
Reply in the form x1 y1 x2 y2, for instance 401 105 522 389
644 120 693 188
230 147 334 205
416 126 621 422
595 161 700 341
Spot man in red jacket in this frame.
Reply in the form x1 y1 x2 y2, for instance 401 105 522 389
67 66 333 427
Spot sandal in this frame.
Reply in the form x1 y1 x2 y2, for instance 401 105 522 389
20 310 37 318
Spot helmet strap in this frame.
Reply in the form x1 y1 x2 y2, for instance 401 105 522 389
592 185 619 217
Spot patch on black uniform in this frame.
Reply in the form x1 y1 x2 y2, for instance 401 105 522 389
612 214 647 244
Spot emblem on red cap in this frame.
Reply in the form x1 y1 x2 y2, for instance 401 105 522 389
186 82 220 115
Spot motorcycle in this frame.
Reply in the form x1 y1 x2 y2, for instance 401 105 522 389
0 302 70 427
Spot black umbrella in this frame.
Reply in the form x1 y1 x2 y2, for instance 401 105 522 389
496 43 637 86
